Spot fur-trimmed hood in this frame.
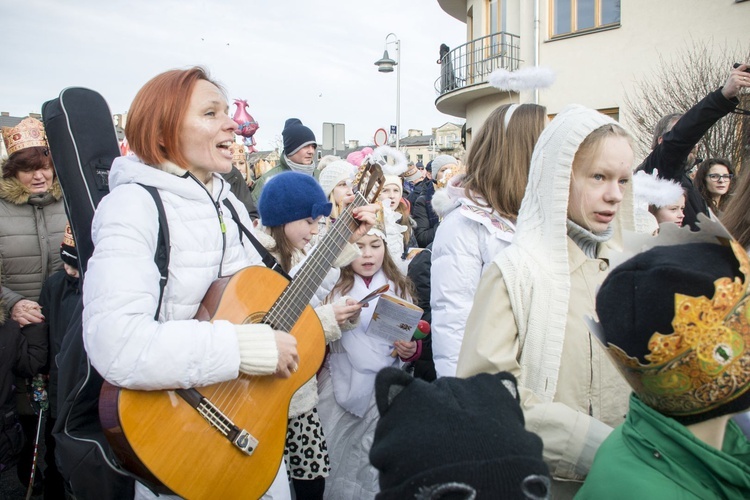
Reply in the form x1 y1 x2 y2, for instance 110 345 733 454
431 174 464 218
0 176 63 205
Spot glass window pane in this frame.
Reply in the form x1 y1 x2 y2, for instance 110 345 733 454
577 0 595 30
601 0 621 24
554 0 571 34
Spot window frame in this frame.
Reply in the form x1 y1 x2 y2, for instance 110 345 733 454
549 0 621 38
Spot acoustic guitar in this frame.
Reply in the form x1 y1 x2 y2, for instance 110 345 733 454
99 164 384 499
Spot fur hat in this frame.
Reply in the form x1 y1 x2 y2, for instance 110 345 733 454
595 226 750 425
258 171 332 227
318 160 357 198
282 118 316 157
430 155 458 179
60 223 78 269
371 368 550 499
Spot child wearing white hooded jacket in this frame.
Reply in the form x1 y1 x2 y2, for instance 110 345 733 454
457 105 636 498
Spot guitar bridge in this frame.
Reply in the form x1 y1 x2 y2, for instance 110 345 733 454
176 388 258 455
233 430 259 455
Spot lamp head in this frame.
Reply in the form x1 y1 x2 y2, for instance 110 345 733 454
375 50 397 73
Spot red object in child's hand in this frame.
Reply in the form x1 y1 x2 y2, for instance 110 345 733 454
412 320 430 340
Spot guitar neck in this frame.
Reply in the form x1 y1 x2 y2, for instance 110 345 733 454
264 194 367 331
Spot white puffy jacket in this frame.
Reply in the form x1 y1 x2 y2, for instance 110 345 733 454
83 157 278 390
430 176 516 377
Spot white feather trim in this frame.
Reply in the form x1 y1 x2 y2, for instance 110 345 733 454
370 145 408 176
488 66 556 92
431 186 457 218
632 170 685 208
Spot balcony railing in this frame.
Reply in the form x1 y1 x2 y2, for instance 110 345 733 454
435 32 521 96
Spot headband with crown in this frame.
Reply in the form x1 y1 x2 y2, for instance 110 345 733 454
2 117 48 156
589 216 750 423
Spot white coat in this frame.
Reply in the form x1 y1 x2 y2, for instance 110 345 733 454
430 175 516 377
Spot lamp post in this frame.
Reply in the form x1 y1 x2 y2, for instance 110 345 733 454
374 33 400 149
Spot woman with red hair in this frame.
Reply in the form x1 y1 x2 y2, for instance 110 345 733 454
82 67 375 499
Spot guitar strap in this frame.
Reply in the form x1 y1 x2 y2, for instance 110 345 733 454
137 186 293 322
138 184 170 321
221 198 292 281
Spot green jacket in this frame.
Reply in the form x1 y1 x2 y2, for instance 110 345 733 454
577 394 750 500
250 156 290 204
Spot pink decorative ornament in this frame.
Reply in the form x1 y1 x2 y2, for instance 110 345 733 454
232 99 259 153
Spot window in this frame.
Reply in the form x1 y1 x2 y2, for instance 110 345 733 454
551 0 620 37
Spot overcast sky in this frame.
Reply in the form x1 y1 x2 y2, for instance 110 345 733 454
2 0 466 150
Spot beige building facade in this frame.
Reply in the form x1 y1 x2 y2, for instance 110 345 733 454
400 123 466 166
436 0 749 150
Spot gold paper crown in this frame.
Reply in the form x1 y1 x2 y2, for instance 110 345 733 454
605 238 750 417
62 223 76 248
229 142 246 161
437 164 465 189
1 117 48 156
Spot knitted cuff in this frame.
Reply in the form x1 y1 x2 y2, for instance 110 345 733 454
315 303 342 343
333 242 361 268
400 339 423 363
235 324 278 375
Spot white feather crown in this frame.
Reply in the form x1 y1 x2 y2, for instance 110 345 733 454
488 66 556 92
632 170 685 209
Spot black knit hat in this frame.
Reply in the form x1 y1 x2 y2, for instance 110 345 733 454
596 242 750 425
282 118 316 157
60 223 78 269
370 368 550 500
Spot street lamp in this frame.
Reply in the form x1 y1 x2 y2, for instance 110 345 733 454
374 33 400 149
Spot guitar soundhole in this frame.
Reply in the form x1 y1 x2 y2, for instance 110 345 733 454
243 311 266 324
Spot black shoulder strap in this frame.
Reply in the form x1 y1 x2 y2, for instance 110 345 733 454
137 184 170 320
221 198 291 281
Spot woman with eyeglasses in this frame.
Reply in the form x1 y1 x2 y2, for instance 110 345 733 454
693 157 735 217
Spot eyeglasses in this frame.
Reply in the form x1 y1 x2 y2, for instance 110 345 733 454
706 173 733 182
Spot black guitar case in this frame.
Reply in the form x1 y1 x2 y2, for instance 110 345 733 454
42 87 118 277
42 88 135 499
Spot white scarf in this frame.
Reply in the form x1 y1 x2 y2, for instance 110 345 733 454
328 270 401 417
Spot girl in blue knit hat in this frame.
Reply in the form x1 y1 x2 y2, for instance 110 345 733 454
257 171 364 500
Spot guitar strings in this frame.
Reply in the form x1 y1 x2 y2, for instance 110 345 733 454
197 180 379 421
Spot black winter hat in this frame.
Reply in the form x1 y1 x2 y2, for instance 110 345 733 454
596 242 750 425
370 368 550 500
282 118 316 157
60 223 78 269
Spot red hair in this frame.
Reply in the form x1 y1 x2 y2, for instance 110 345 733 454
125 67 224 169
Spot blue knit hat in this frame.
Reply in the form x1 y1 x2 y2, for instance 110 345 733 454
282 118 317 156
258 171 332 227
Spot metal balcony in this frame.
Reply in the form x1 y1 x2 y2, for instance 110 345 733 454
434 32 521 96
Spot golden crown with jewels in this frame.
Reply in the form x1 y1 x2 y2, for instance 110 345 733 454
602 234 750 417
2 117 48 156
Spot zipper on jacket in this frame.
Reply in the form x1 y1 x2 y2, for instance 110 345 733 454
187 173 228 278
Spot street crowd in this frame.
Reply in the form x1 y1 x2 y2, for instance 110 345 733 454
1 62 750 500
